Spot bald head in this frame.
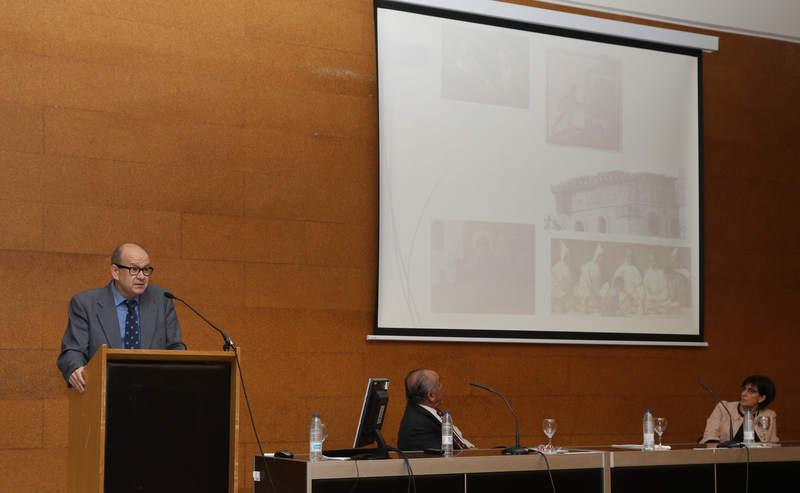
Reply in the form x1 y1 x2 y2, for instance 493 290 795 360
111 243 148 265
405 368 442 407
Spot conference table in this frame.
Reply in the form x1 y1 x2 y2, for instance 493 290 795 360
252 442 800 493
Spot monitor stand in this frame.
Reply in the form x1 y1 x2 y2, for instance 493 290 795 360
324 431 391 460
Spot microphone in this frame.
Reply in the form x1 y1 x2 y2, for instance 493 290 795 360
698 380 741 448
470 382 528 455
165 291 235 351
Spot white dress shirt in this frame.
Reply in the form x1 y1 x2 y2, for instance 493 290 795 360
418 404 476 448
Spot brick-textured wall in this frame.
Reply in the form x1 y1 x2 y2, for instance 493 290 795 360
0 1 798 492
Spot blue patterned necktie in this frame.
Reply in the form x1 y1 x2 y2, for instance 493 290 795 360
123 299 141 349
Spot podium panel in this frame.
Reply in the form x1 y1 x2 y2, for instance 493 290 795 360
253 450 605 493
254 445 800 493
67 346 240 493
609 445 800 493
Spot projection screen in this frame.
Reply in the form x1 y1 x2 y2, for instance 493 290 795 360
374 0 713 345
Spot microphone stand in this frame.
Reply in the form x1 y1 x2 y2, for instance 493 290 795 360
164 292 235 351
470 382 529 455
164 293 280 491
698 380 742 448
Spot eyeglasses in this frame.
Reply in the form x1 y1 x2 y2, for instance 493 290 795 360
114 263 155 277
741 385 761 395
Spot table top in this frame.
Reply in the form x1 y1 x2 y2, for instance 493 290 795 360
259 442 800 480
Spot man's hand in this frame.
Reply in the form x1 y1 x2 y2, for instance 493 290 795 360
69 366 87 392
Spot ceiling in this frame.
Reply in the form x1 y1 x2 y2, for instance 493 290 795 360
538 0 800 43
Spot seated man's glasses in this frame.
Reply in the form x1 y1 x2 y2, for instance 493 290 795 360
114 264 155 277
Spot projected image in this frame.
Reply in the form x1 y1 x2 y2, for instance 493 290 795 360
431 220 535 314
544 171 686 239
551 239 691 317
546 50 621 150
441 25 530 109
376 5 701 341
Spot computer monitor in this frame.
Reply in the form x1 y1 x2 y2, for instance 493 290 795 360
353 378 390 453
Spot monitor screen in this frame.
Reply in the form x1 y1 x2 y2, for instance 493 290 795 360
353 378 390 449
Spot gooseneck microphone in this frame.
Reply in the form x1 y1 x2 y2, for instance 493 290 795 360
698 380 741 448
164 291 235 351
470 382 529 455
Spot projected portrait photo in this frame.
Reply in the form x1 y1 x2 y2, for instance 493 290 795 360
431 220 535 314
550 239 691 318
544 170 686 239
546 50 621 150
441 24 530 109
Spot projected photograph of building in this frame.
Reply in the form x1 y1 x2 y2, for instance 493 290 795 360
545 171 685 239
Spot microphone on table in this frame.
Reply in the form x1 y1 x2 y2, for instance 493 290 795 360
164 291 235 351
470 382 529 455
698 380 742 448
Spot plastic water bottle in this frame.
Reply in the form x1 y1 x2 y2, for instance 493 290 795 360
743 408 755 445
643 408 655 451
309 413 324 461
441 410 454 457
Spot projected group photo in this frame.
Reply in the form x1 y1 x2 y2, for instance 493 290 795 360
550 239 691 319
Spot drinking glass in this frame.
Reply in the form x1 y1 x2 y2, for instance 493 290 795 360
654 417 668 448
543 418 557 451
757 416 771 446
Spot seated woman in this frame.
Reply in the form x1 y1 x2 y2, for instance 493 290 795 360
700 375 779 444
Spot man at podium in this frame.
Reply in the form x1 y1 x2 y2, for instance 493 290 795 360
56 243 186 391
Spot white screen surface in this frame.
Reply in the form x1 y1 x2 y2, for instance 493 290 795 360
376 3 702 343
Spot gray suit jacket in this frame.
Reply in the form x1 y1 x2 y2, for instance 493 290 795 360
56 282 186 382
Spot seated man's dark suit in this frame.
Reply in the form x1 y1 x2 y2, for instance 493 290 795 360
398 402 457 451
56 282 185 382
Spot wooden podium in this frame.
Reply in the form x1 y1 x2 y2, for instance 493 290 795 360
67 345 240 493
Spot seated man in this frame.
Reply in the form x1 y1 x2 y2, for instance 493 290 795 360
397 368 474 451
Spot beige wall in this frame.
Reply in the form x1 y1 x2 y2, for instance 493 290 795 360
0 1 798 492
